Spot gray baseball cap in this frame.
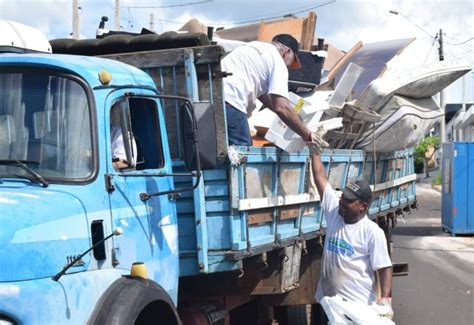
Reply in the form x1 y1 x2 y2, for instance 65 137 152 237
342 179 373 204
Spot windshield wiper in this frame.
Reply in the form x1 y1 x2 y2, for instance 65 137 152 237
0 159 49 187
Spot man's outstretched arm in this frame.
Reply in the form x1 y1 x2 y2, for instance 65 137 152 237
377 266 394 319
260 94 312 141
310 152 328 199
377 266 393 299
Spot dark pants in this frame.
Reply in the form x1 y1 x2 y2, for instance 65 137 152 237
311 303 329 325
225 103 252 146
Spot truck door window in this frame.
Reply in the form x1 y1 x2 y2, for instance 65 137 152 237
110 97 164 171
0 70 93 181
111 101 136 171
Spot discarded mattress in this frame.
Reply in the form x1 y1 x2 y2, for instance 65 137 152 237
348 59 471 151
355 59 471 112
356 95 443 152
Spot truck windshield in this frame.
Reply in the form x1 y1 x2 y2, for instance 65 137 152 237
0 70 93 181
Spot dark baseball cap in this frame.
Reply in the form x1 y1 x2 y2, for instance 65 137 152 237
342 179 373 204
272 34 302 69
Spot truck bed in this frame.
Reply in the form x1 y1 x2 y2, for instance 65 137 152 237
175 147 415 276
175 147 364 276
102 45 416 277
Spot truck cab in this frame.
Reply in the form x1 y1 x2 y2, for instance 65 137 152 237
0 53 185 324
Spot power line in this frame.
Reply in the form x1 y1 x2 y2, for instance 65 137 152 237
128 0 213 9
424 37 437 64
208 1 331 24
150 0 335 27
389 9 436 40
445 37 474 46
226 1 335 25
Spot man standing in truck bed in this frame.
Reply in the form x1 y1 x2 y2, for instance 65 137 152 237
310 151 394 323
221 34 315 146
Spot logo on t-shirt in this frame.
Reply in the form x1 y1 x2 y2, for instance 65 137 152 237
327 237 354 256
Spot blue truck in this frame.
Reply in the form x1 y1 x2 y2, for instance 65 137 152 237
0 31 417 324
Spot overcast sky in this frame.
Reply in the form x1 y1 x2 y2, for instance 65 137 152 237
1 0 473 103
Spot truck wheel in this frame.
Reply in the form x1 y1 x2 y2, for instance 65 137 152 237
275 304 309 325
88 276 180 325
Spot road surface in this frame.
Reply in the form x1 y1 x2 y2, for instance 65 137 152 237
392 182 474 325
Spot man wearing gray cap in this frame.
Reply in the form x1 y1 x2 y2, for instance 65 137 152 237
221 34 326 151
310 152 393 323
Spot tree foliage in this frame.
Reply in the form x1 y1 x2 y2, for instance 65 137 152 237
414 135 440 164
414 135 440 176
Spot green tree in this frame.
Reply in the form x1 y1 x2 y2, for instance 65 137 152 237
414 135 440 177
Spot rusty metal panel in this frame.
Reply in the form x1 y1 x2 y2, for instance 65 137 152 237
396 158 405 170
278 205 300 221
247 209 273 226
302 204 316 216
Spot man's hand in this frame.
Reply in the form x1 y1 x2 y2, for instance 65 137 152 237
377 297 394 320
307 129 329 154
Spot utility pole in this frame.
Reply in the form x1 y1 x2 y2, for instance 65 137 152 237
438 29 446 144
72 0 80 39
114 0 120 30
150 13 154 31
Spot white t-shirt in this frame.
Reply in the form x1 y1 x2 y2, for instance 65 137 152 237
221 41 289 115
111 126 137 165
316 183 392 304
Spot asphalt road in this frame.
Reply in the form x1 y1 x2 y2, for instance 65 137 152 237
392 181 474 325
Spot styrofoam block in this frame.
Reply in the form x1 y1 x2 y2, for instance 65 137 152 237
265 117 343 153
289 92 321 120
249 107 278 129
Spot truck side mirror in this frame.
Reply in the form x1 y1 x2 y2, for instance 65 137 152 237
181 101 217 171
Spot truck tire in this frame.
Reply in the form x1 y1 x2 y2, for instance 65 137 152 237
88 276 181 325
275 304 309 325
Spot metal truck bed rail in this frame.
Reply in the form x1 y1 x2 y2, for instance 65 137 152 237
175 147 416 276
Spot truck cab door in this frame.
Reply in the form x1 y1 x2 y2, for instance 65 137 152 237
105 94 179 301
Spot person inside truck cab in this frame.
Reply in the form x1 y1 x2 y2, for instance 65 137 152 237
110 104 137 170
221 33 325 150
309 151 394 323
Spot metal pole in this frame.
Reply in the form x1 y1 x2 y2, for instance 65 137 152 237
461 76 466 114
438 29 446 144
150 13 154 31
114 0 120 30
72 0 80 39
460 76 466 141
